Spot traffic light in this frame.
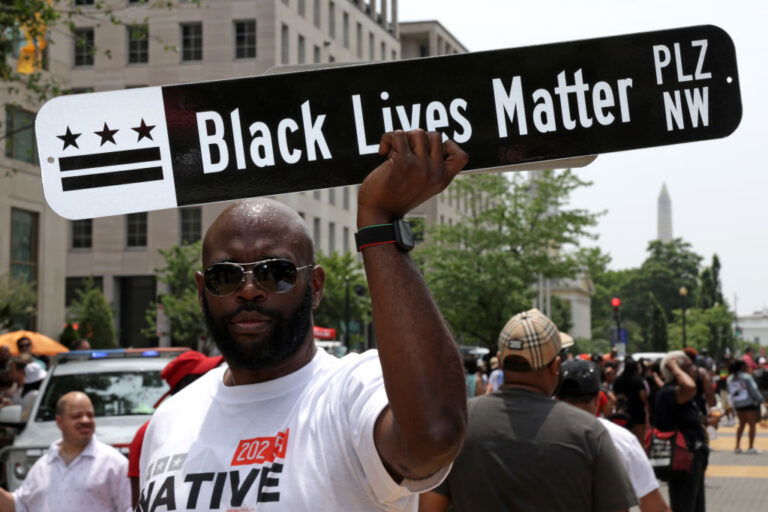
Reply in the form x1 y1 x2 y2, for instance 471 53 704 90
611 297 621 310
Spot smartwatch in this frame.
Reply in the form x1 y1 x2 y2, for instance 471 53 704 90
355 219 415 252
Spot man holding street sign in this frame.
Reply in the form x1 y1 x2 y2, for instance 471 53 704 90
136 130 469 511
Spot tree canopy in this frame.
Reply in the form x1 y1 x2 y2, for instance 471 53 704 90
415 171 599 349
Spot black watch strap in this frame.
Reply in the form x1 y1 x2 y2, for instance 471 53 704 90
355 223 396 251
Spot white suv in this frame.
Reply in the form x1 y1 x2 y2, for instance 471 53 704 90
0 348 187 491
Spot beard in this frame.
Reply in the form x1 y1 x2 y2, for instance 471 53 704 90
202 283 314 372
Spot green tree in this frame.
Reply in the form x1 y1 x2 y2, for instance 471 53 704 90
613 239 702 347
646 292 668 352
667 304 735 356
313 251 371 349
697 254 725 309
143 242 207 348
0 273 36 329
416 171 599 349
69 279 116 348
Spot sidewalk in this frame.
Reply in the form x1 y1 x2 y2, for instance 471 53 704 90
655 424 768 511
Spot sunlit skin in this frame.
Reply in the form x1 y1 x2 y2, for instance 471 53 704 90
194 199 325 386
55 391 96 464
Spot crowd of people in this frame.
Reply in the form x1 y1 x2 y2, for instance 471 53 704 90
451 336 768 512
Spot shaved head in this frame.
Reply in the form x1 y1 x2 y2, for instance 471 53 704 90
56 391 92 416
203 198 314 267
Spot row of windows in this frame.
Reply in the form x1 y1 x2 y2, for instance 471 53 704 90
308 186 352 209
303 215 352 254
70 208 202 250
73 13 395 67
282 0 394 33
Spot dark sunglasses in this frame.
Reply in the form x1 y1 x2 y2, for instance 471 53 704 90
203 259 313 296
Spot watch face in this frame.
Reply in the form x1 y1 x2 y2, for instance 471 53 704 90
395 219 415 250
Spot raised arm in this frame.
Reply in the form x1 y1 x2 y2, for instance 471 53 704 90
359 130 468 480
0 487 17 512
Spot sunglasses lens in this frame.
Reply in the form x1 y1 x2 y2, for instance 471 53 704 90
254 260 298 292
204 264 244 296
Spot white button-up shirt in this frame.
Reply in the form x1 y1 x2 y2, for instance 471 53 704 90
13 436 131 512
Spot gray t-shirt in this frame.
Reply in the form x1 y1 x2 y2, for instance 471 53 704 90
433 387 637 511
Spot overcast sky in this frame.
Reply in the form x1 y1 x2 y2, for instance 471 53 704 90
399 0 767 317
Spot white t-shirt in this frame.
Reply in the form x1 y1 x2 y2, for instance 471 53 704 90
139 349 448 511
13 437 131 512
599 418 659 499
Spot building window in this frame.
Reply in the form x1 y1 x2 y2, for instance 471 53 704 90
234 20 257 59
328 54 335 63
342 12 349 48
342 186 350 210
380 41 385 61
356 22 362 58
328 222 335 253
127 24 148 64
313 217 321 250
73 27 94 66
313 44 321 63
10 208 38 287
329 2 336 39
343 226 349 252
281 24 289 64
368 32 374 60
74 0 94 5
71 219 93 249
4 106 37 164
126 212 147 248
180 207 201 244
181 23 203 62
391 49 396 61
298 35 306 64
298 0 305 17
328 187 335 205
313 189 321 200
313 0 321 27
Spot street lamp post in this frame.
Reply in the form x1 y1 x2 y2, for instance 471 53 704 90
679 286 688 347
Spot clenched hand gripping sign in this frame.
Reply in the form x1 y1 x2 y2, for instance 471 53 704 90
35 25 741 219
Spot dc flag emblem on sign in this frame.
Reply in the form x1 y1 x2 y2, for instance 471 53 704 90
37 87 177 219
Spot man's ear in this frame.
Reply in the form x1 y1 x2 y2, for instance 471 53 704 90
310 265 325 309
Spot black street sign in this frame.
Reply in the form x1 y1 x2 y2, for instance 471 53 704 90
36 24 741 219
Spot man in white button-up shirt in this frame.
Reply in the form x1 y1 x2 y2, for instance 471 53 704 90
0 391 131 512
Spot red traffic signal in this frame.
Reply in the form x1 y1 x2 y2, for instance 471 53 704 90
611 297 622 308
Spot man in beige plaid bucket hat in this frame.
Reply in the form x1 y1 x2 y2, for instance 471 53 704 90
421 309 637 512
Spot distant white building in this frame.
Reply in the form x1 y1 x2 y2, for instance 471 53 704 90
738 309 768 346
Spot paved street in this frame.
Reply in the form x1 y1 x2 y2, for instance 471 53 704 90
650 423 768 511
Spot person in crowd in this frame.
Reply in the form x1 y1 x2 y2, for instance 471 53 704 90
128 350 223 508
419 309 636 512
16 336 47 372
73 339 92 351
642 359 666 423
463 358 485 398
727 359 766 454
614 356 651 444
656 351 707 512
682 348 717 420
598 361 618 417
8 356 40 421
558 359 670 512
0 391 131 511
0 346 12 371
485 356 503 394
137 130 469 510
742 346 758 372
715 363 736 426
